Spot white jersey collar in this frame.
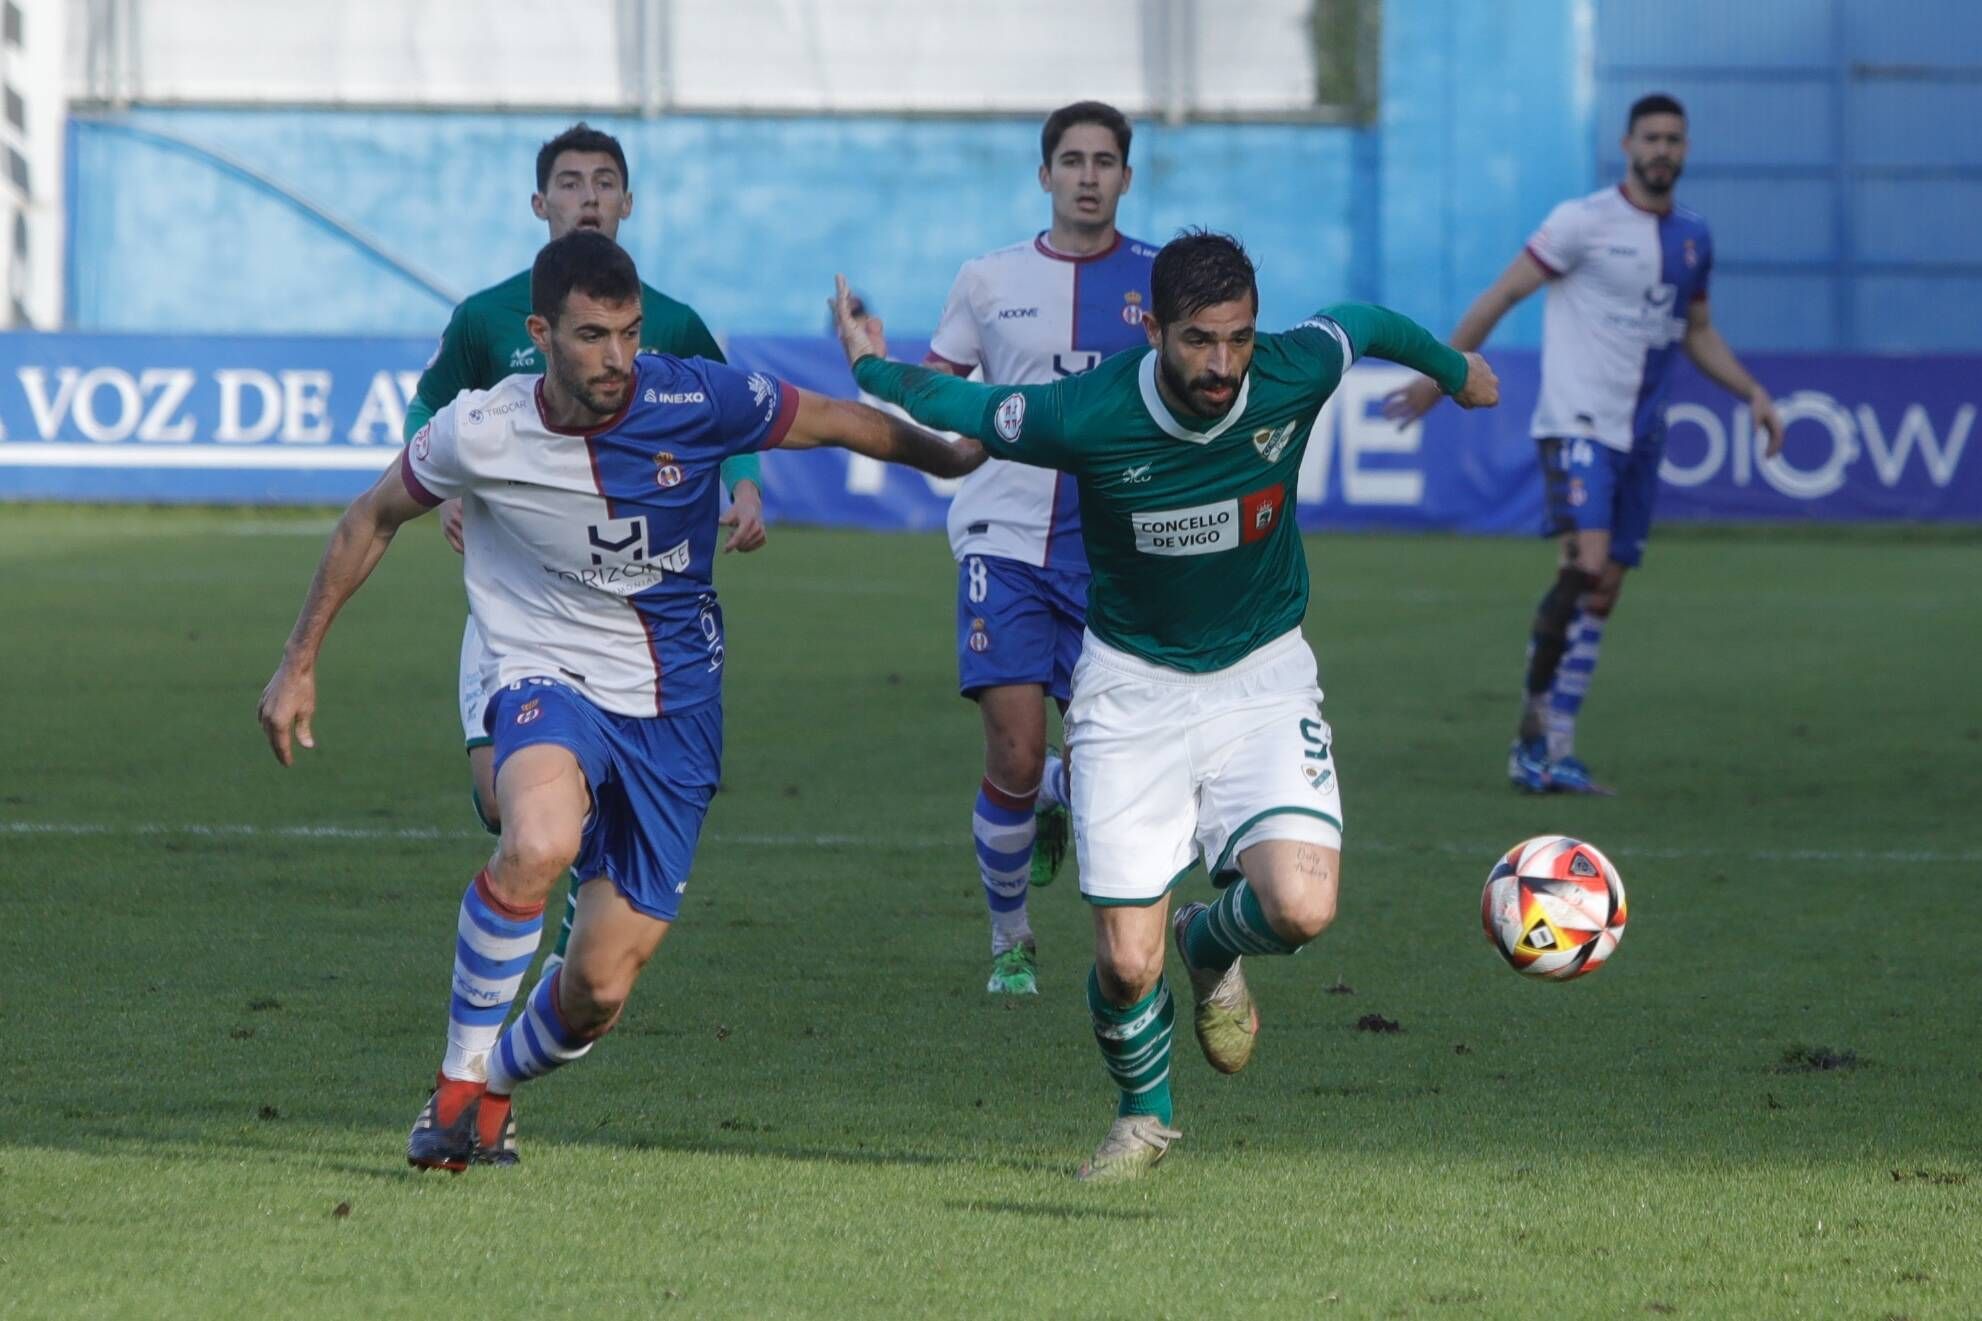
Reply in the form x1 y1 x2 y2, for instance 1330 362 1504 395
1136 350 1252 444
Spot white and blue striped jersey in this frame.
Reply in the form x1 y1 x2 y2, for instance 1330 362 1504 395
1526 186 1714 452
927 233 1157 570
404 354 797 718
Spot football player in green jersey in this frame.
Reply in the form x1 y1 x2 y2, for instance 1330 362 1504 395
835 232 1498 1181
403 122 765 976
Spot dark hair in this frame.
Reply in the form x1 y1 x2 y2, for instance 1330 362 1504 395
1627 93 1686 132
536 122 630 194
1151 228 1257 326
531 230 640 323
1041 100 1132 165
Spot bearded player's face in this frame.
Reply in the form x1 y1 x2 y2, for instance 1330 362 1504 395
533 150 633 241
529 292 642 421
1148 298 1257 419
1039 122 1131 235
1623 113 1687 196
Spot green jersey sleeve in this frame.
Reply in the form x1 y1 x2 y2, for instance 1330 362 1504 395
1314 302 1469 394
404 303 487 442
678 309 726 365
852 356 1074 470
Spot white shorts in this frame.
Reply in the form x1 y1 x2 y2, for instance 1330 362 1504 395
459 615 494 747
1064 628 1344 906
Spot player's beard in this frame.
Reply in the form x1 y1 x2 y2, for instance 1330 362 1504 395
1158 346 1241 420
1631 156 1682 196
552 359 630 421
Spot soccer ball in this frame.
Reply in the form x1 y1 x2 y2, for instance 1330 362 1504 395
1480 835 1627 980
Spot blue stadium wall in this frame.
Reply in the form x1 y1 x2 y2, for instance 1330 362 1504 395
57 0 1981 349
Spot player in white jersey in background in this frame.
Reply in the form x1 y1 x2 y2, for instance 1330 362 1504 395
1385 92 1784 795
924 101 1157 995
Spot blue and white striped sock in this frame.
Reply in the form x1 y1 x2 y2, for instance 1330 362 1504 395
440 871 545 1083
485 968 595 1097
1039 751 1071 811
1545 607 1609 760
975 777 1037 955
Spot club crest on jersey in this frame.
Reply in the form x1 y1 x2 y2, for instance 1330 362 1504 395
1121 289 1144 326
968 618 991 653
411 423 433 460
1251 420 1297 464
655 451 684 488
1683 237 1699 269
994 393 1027 442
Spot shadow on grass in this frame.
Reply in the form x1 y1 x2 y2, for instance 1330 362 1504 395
947 1198 1162 1222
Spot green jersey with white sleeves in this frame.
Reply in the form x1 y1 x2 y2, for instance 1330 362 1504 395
853 302 1468 673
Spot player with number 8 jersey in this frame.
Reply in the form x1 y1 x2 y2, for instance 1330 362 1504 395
923 100 1155 996
837 230 1499 1182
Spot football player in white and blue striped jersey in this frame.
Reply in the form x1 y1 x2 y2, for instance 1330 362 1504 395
923 101 1157 993
1385 93 1785 795
257 232 982 1170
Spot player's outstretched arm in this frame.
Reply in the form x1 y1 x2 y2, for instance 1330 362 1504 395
1382 251 1544 423
1323 302 1500 410
1682 298 1784 457
777 389 986 479
257 456 432 766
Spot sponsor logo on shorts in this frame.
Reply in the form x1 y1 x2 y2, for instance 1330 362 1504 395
655 451 684 488
994 393 1026 442
515 698 542 726
997 306 1040 319
1568 477 1587 507
968 617 991 653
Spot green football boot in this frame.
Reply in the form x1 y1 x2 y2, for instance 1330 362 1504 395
986 942 1039 995
1030 802 1070 889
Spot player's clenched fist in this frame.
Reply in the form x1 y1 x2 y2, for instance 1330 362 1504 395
1452 352 1499 409
257 662 317 766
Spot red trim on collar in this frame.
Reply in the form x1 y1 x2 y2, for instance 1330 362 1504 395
1616 183 1673 217
1033 231 1124 264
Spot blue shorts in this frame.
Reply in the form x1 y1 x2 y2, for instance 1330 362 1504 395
956 554 1088 702
487 678 721 923
1538 433 1663 568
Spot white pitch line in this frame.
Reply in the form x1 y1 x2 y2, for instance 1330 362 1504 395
2 820 1977 864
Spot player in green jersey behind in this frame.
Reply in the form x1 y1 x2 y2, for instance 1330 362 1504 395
403 122 766 977
836 231 1498 1181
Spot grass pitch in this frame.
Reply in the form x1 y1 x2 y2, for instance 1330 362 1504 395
2 508 1978 1318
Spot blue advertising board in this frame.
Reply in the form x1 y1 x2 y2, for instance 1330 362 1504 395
1 331 1975 527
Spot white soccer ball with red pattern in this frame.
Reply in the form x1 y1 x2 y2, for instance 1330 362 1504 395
1481 836 1627 980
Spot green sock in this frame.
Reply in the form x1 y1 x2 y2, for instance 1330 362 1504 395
550 876 580 959
1087 966 1175 1125
1184 877 1303 973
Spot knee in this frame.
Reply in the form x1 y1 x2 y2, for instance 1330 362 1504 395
985 736 1046 796
496 820 580 892
1269 888 1337 945
557 963 632 1040
1094 941 1165 1006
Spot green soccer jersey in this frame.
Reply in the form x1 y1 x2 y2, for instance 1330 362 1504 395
855 303 1468 672
402 269 760 492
